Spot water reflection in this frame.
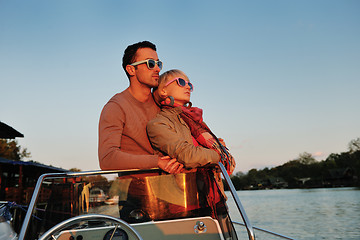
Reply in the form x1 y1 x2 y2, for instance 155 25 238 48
227 188 360 240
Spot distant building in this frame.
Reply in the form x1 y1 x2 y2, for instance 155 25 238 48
0 157 68 204
325 167 355 187
0 121 24 139
267 177 288 188
0 121 68 204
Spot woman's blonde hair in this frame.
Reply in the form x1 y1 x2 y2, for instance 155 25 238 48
153 69 189 104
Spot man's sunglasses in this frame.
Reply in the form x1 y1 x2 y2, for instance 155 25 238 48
130 59 163 70
165 78 194 92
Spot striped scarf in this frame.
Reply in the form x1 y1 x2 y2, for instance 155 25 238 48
161 100 236 175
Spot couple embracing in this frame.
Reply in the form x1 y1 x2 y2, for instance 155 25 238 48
98 40 235 176
98 41 236 234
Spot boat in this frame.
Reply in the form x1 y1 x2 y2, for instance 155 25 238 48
2 163 296 240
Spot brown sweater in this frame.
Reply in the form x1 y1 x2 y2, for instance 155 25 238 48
98 89 160 170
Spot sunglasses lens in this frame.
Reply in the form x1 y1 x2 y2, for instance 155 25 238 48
147 59 156 69
157 61 163 70
188 82 194 91
177 78 186 87
177 78 193 91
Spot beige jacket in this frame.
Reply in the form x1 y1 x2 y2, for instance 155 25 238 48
147 107 220 169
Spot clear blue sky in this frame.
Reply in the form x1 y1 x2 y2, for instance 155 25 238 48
1 0 359 173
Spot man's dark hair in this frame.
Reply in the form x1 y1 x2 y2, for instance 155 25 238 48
122 41 157 78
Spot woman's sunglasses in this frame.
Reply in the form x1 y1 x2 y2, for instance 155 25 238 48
130 59 163 70
165 78 194 92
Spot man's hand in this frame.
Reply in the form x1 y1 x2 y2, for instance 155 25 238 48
158 156 184 174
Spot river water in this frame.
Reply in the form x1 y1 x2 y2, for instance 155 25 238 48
226 187 360 240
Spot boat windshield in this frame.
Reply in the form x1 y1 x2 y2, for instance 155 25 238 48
21 168 235 240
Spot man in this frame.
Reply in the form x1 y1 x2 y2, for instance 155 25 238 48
98 41 183 173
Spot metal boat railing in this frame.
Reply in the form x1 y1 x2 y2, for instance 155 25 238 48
18 168 154 240
218 162 296 240
218 163 256 240
232 221 296 240
18 166 296 240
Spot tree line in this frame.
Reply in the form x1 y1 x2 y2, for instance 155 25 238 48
0 139 30 161
2 138 360 190
228 138 360 190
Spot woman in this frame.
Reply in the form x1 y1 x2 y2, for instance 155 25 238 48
147 70 237 238
147 69 235 174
